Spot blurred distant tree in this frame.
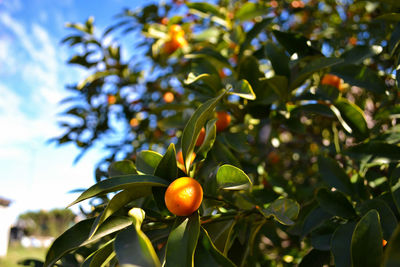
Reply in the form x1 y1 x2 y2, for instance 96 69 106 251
19 209 76 237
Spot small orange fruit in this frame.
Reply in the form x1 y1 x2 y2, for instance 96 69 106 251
177 150 196 166
321 74 342 90
216 111 231 132
164 177 203 216
349 36 357 46
169 24 184 37
161 17 169 25
267 151 280 164
163 92 174 103
383 239 387 247
195 127 206 146
129 118 139 127
163 35 188 54
219 69 227 79
108 95 117 105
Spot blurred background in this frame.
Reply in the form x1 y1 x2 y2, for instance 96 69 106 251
0 0 150 264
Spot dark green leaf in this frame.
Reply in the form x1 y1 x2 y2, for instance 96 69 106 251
341 45 381 65
333 99 368 140
302 207 333 237
182 91 225 172
318 156 353 195
228 79 256 100
196 119 217 158
194 227 236 267
346 141 400 161
108 160 137 177
351 210 383 267
273 30 321 57
383 223 400 267
389 23 400 56
186 2 224 19
82 239 115 267
136 150 163 175
216 164 252 190
265 41 290 78
358 199 397 240
316 188 356 218
331 222 356 267
331 64 386 94
68 175 168 207
298 249 331 267
165 213 200 267
260 198 300 226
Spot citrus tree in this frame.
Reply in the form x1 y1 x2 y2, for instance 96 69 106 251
21 0 400 266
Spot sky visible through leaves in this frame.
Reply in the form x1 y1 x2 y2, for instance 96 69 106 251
0 0 150 221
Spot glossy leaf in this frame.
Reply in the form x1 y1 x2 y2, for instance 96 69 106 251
82 239 115 267
341 45 381 65
298 249 331 267
68 175 168 207
44 216 131 267
316 188 356 218
194 227 236 267
181 91 225 172
382 223 400 267
108 160 137 177
346 141 400 161
89 186 151 238
351 210 383 267
290 57 344 90
165 213 200 267
265 41 290 78
196 119 217 158
234 2 268 21
331 64 386 94
317 156 353 195
301 207 333 237
333 99 368 140
228 79 256 100
136 150 163 175
273 30 321 57
115 226 160 267
216 164 252 190
260 198 300 226
358 199 397 240
186 2 224 19
331 222 356 267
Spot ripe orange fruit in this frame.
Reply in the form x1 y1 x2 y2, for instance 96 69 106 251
177 150 196 166
163 92 174 103
164 177 203 216
321 74 342 90
291 0 305 8
383 239 387 247
219 69 227 79
163 35 188 54
108 95 117 105
129 118 139 127
195 127 206 146
216 111 231 132
169 24 184 37
349 36 357 45
161 17 169 25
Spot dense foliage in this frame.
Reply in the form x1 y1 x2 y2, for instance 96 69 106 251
23 0 400 266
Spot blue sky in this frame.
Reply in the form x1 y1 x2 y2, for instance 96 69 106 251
0 0 151 221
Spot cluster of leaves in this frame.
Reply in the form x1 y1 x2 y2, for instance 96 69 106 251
27 0 400 266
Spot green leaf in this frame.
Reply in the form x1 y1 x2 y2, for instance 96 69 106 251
290 57 344 90
153 144 178 212
182 91 226 172
291 104 335 118
185 48 231 69
184 73 222 93
318 156 353 195
332 99 368 140
186 2 224 19
341 45 381 65
265 41 290 78
301 207 333 237
331 222 356 267
196 119 217 158
136 150 163 175
358 199 397 240
115 222 161 267
273 30 320 57
298 249 331 267
260 198 300 226
228 79 256 100
216 164 252 190
68 175 168 207
165 213 200 267
89 186 151 238
351 210 383 267
346 141 400 161
108 160 137 177
383 223 400 267
389 23 400 56
234 2 268 21
241 18 273 53
44 217 131 267
194 227 236 267
316 188 356 218
331 64 386 94
82 239 115 267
